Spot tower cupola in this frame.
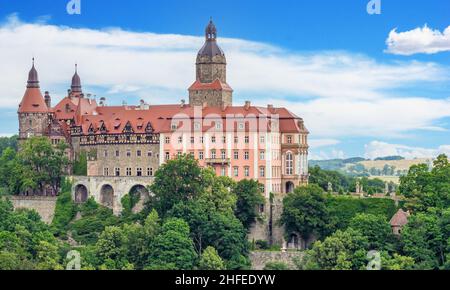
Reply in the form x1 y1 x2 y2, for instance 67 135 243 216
71 64 82 93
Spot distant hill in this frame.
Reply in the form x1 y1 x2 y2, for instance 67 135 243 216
310 156 434 182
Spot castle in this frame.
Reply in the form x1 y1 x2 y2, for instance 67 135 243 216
18 20 309 245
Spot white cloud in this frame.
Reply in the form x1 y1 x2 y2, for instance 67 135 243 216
364 141 450 160
0 15 449 141
310 149 346 161
309 139 341 148
386 25 450 55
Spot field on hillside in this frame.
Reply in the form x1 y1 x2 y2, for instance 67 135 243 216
357 158 431 171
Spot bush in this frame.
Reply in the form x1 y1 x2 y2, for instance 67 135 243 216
264 261 290 270
51 179 77 236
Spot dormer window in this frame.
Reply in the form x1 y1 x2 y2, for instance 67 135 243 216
123 121 134 133
88 124 95 134
145 122 154 133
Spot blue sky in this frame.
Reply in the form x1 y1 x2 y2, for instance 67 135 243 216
0 0 449 159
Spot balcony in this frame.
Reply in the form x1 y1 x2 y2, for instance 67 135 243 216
205 158 231 165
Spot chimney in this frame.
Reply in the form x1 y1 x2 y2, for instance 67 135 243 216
44 91 51 108
245 101 251 111
100 97 106 106
80 93 85 99
181 99 186 108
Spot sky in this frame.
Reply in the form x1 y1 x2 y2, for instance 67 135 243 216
0 0 449 160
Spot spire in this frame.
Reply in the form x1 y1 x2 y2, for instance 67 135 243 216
205 18 217 40
27 58 40 88
198 19 225 58
19 58 48 113
71 63 82 93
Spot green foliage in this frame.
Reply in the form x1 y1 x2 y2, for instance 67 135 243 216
281 184 330 240
147 218 197 270
299 228 369 270
381 252 415 270
198 246 225 270
349 214 396 251
233 179 265 229
401 212 444 269
51 179 77 235
73 151 87 176
264 261 290 270
326 195 398 231
0 135 18 155
400 154 450 211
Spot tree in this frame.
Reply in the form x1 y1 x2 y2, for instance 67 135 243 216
35 240 63 270
349 214 395 251
198 246 225 270
147 218 197 270
281 184 330 241
149 155 205 216
95 226 129 269
300 228 369 270
381 252 415 270
233 179 265 229
401 212 444 269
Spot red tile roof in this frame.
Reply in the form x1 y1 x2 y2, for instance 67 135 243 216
18 88 49 113
390 209 410 227
189 79 233 91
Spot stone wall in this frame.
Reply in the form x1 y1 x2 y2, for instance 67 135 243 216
250 251 304 270
6 196 57 224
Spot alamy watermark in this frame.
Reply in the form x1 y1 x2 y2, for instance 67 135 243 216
366 250 382 270
66 250 81 270
67 0 81 15
367 0 381 15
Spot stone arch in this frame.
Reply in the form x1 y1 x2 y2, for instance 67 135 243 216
286 181 295 194
100 184 114 208
128 184 151 213
288 233 300 250
74 184 88 203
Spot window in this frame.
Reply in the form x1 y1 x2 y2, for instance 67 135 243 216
211 136 216 144
239 123 244 130
245 136 250 144
234 151 239 160
244 167 250 177
115 150 120 157
171 124 177 130
177 151 182 158
259 204 265 214
103 168 109 176
287 136 293 144
147 151 153 157
189 152 195 158
233 167 239 177
200 137 204 144
136 168 142 177
260 151 265 160
165 137 170 144
126 168 132 176
216 122 222 130
222 136 226 144
211 150 216 159
244 151 250 160
260 166 266 178
137 150 142 157
147 167 153 176
260 136 265 144
199 151 204 160
104 150 108 158
115 168 120 177
221 150 226 159
194 122 201 130
178 136 183 144
190 136 195 144
286 152 293 175
127 150 131 157
234 136 239 144
165 152 170 161
221 167 226 176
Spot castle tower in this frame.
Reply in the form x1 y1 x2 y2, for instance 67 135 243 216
189 19 233 107
71 64 82 95
18 58 50 141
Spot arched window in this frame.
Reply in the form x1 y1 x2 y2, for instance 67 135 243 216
286 152 293 175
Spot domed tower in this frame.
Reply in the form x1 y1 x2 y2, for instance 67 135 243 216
18 58 50 141
71 64 82 95
189 19 233 107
